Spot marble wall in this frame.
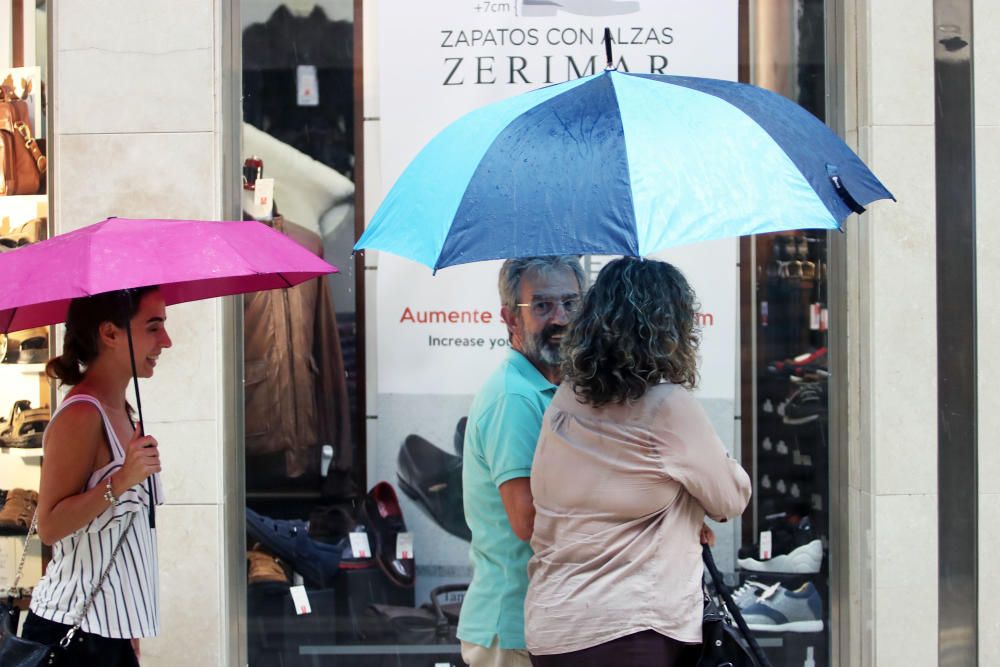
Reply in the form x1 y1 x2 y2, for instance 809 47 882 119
843 0 939 665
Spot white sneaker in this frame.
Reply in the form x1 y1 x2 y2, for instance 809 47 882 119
737 539 823 574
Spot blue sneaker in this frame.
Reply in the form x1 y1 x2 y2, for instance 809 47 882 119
742 582 824 633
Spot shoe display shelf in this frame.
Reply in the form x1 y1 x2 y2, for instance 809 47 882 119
743 231 831 667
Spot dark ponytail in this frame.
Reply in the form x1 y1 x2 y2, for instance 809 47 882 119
45 286 159 386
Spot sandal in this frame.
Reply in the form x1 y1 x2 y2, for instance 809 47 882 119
0 217 46 249
0 400 49 448
1 326 49 363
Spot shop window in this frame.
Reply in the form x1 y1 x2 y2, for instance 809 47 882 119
736 1 833 665
0 0 52 634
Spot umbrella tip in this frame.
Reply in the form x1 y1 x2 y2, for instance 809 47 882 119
603 27 615 70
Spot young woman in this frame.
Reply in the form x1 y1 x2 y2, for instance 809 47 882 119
21 287 171 665
525 257 752 667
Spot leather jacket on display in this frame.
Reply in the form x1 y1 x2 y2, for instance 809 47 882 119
244 214 352 477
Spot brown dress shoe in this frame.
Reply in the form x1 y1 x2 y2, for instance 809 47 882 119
248 544 290 585
0 488 38 534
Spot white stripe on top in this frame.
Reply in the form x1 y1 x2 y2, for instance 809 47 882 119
29 394 163 639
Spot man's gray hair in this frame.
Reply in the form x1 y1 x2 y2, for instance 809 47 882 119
498 256 586 312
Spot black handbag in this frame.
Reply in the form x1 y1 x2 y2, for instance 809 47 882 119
0 603 48 667
0 512 136 667
698 544 772 667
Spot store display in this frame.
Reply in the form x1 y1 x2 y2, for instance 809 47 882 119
367 583 467 645
361 481 414 588
245 507 345 588
742 583 824 633
243 212 352 482
0 401 49 448
1 327 49 364
746 228 830 664
248 545 292 588
733 580 780 609
0 76 46 197
0 488 37 535
782 381 828 425
737 540 823 575
0 217 46 248
397 434 471 542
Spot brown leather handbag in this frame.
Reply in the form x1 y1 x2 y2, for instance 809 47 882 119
0 99 46 196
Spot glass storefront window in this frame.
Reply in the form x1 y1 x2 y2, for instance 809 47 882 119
736 1 832 665
234 2 837 666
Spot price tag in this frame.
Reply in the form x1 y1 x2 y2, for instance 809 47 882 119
759 530 772 560
246 177 275 221
290 585 312 615
297 65 320 106
349 532 371 559
809 303 821 330
396 532 414 560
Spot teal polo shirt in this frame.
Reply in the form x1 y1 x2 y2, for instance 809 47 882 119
457 350 557 650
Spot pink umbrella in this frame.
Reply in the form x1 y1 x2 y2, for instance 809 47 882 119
0 217 336 332
0 217 337 527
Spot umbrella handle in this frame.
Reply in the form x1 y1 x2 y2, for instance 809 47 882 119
603 27 614 69
124 295 156 530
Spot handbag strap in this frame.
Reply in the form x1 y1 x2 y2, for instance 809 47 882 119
702 544 772 667
12 119 47 174
6 509 138 647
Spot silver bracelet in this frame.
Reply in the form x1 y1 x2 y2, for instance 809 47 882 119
103 477 120 505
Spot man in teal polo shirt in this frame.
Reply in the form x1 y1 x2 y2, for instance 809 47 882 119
458 256 585 667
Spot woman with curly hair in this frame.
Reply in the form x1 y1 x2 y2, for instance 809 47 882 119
524 257 751 667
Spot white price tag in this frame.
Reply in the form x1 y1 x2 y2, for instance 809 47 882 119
792 449 802 465
289 585 312 615
349 532 372 559
396 532 414 560
297 65 320 106
809 303 821 330
246 177 275 221
759 530 772 560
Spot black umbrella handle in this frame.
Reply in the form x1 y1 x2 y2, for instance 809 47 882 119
124 294 155 530
603 27 614 69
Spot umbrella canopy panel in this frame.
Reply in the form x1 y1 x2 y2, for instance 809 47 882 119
356 70 893 270
0 217 337 333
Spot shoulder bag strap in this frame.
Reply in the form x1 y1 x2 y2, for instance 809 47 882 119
702 543 772 667
7 509 138 647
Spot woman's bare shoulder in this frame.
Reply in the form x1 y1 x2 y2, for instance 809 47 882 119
43 401 104 453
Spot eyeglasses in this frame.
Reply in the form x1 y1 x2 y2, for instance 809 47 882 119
516 297 581 319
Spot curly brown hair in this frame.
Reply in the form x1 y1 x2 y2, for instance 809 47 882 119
561 257 700 407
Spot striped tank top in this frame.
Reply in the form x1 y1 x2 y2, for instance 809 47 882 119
29 394 163 639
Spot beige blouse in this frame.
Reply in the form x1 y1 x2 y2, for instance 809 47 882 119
525 382 752 655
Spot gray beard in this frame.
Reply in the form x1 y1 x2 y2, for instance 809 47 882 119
521 330 562 370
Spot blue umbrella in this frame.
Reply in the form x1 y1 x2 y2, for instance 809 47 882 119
356 69 893 271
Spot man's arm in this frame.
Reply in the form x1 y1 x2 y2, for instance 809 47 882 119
498 477 534 541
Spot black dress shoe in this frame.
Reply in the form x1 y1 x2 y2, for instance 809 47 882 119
397 435 471 542
363 481 415 588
